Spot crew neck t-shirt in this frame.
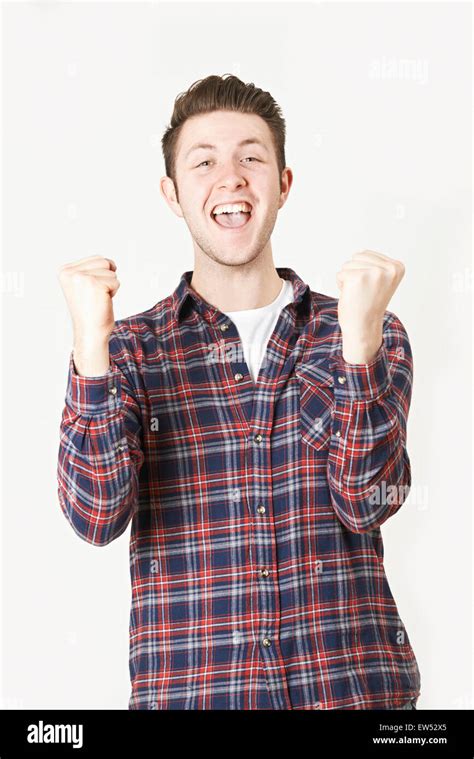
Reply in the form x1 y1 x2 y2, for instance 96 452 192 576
222 277 294 383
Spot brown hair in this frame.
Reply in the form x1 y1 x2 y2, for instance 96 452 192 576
161 73 287 201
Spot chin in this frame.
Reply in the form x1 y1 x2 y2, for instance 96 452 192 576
214 248 263 267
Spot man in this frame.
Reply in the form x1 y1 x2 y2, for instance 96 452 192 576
57 73 421 710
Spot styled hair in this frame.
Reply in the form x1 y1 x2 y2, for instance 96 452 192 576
161 73 286 200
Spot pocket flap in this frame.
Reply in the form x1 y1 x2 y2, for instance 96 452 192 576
295 362 334 388
296 363 334 451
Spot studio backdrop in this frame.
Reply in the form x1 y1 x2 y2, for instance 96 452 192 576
1 1 471 710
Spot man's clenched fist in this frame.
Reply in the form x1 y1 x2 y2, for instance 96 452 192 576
57 255 120 376
336 250 406 364
58 255 120 342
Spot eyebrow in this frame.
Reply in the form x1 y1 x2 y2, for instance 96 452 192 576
185 138 269 160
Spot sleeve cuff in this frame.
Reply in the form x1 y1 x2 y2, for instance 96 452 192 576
328 340 391 401
65 350 124 415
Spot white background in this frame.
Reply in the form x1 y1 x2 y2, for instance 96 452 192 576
1 1 472 709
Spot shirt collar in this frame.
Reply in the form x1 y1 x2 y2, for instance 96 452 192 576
171 266 314 323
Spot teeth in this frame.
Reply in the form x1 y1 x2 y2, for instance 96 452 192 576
213 202 252 215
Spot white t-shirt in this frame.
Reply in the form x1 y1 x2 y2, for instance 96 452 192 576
222 277 294 383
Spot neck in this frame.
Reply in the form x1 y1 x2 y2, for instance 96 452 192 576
189 250 283 312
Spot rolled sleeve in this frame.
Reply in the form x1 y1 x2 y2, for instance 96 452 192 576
328 340 392 402
66 351 124 416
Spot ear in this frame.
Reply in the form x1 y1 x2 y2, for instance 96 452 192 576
160 176 184 218
278 167 293 210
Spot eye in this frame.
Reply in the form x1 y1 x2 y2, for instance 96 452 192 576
196 157 260 168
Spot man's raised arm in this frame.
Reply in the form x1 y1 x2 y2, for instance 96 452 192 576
56 256 145 546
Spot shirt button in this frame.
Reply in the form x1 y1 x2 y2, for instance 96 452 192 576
337 376 346 384
262 637 271 647
257 505 266 515
260 568 270 577
335 430 341 437
234 372 243 382
219 323 229 332
116 443 125 452
254 433 263 443
109 386 117 395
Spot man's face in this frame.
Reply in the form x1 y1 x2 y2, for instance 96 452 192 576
160 110 292 267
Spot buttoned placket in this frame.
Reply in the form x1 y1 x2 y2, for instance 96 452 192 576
200 302 298 710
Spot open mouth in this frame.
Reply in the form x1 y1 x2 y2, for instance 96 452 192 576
210 205 253 231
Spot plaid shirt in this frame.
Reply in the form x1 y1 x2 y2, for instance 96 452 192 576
57 266 421 710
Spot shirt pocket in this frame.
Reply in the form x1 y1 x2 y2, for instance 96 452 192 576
295 362 335 451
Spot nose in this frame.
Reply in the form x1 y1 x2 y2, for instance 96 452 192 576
217 161 248 191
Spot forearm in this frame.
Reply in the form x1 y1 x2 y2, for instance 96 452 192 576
57 401 143 546
342 325 383 364
57 332 145 546
327 313 413 533
72 334 111 377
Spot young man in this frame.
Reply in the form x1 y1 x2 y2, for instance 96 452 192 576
57 74 421 710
